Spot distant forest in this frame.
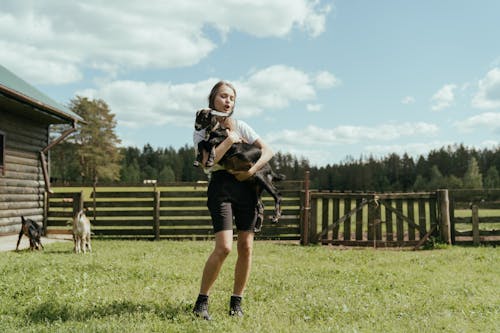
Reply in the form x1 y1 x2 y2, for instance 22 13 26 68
52 142 500 191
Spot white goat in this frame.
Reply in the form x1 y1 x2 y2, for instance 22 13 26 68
73 210 92 254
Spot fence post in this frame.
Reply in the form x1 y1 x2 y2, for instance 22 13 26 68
153 190 160 241
471 204 480 246
301 171 311 245
43 191 48 236
436 189 451 245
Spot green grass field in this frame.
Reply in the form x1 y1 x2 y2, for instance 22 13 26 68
1 241 498 332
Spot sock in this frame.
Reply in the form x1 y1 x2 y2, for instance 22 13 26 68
230 295 242 304
197 294 209 303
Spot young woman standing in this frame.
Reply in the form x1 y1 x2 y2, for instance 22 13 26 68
192 81 273 320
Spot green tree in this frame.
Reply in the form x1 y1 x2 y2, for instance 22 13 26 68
462 157 483 188
158 165 175 182
484 166 500 188
428 165 445 189
70 96 122 183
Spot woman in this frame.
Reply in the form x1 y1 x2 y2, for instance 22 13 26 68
192 81 274 320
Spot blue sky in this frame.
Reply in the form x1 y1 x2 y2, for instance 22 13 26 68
1 0 499 166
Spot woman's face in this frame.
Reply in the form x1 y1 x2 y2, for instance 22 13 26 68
213 85 235 114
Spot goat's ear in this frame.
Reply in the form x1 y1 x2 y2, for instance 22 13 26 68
196 110 202 117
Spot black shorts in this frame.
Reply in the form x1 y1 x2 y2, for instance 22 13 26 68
207 171 258 233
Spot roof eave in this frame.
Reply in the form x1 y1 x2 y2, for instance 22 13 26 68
0 84 86 124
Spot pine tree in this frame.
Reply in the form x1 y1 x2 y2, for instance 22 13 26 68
462 157 483 189
70 96 122 183
484 166 500 188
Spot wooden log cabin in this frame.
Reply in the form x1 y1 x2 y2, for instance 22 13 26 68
0 65 83 234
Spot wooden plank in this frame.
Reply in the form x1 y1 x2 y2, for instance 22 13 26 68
429 199 438 237
385 199 393 241
472 205 480 246
160 191 207 198
331 198 339 240
343 198 351 241
321 198 329 242
418 199 427 238
395 200 404 241
355 198 363 240
407 199 415 241
92 191 155 198
455 230 500 237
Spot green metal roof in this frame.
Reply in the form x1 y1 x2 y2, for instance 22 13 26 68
0 64 83 123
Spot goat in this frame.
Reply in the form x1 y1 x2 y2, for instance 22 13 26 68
73 210 92 254
16 216 44 251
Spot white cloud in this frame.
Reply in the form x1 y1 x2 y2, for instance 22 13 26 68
314 71 341 89
76 65 337 127
265 122 439 147
0 0 331 85
307 104 322 112
455 112 500 133
471 68 500 109
431 84 457 111
401 96 415 104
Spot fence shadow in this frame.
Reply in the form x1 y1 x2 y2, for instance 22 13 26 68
27 299 191 323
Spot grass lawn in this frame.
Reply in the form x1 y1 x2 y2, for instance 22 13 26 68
1 241 498 333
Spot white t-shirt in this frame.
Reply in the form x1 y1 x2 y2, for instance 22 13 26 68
193 119 260 172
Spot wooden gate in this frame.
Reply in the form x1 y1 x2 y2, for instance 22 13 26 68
303 191 449 248
449 189 500 245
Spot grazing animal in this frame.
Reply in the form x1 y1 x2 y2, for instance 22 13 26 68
16 216 44 251
193 108 286 230
73 210 92 254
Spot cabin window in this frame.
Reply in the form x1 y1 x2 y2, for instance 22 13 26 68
0 131 4 175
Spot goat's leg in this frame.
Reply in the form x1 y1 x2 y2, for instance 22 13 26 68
205 147 216 167
74 236 81 253
254 172 282 223
81 238 86 254
16 230 23 251
86 234 92 253
254 199 265 232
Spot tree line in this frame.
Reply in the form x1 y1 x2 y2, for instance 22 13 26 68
50 97 500 191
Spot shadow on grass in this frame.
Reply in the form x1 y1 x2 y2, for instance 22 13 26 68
26 299 191 323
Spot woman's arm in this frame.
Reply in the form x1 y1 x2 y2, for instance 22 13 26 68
212 129 241 165
232 137 274 181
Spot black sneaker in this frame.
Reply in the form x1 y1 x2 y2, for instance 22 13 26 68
193 295 211 320
229 296 244 317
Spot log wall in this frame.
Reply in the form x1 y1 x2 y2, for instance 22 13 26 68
0 109 48 234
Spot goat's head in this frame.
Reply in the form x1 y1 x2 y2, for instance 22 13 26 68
194 108 217 131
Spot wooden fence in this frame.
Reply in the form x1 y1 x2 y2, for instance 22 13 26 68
45 179 499 247
302 190 451 248
45 181 303 241
449 189 500 245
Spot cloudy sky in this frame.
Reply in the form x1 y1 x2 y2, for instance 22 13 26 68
1 0 499 166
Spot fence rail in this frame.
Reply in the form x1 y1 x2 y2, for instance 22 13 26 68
46 181 303 241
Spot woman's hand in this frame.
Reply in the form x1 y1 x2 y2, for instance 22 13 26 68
226 129 241 144
230 169 255 181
